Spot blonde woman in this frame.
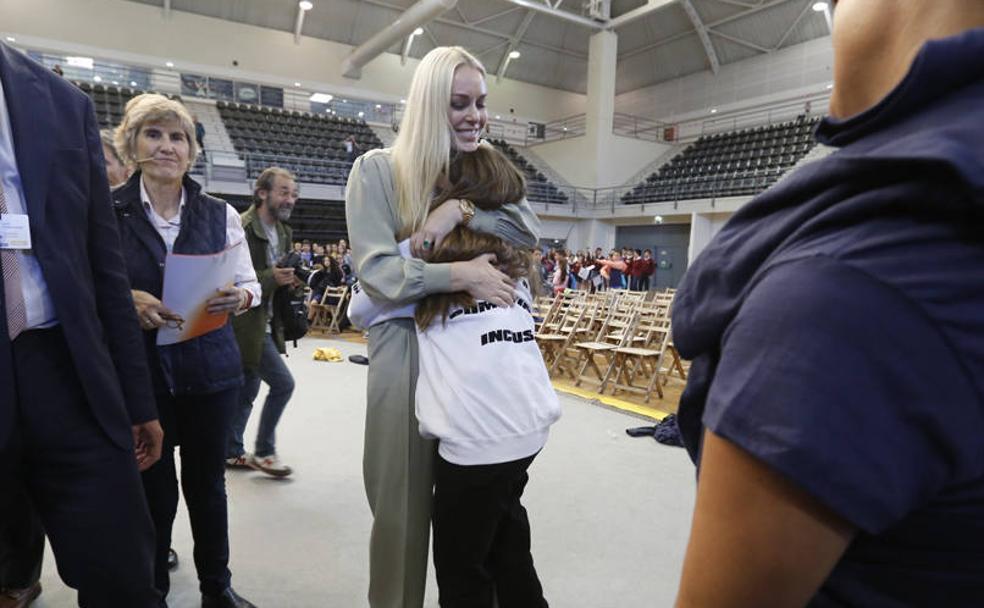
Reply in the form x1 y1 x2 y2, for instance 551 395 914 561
346 47 540 607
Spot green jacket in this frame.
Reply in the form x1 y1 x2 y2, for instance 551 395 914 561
232 204 292 370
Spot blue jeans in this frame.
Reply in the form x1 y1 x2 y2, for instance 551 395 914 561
227 334 295 458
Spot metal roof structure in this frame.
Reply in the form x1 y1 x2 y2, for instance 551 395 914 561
125 0 831 94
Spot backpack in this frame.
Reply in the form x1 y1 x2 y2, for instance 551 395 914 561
274 285 308 345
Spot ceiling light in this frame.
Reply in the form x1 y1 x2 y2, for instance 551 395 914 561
562 126 568 131
812 2 827 11
413 27 423 36
165 61 174 68
299 1 314 10
309 92 333 103
66 56 94 69
93 75 102 82
130 80 137 87
294 82 301 87
112 80 119 85
509 51 521 59
710 108 717 114
826 83 834 90
5 37 14 43
342 99 348 103
375 104 381 109
400 98 406 104
358 111 364 117
495 115 501 120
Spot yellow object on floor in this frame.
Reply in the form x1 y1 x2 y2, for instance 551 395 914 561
313 347 344 362
551 380 671 422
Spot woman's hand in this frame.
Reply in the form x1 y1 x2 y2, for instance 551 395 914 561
206 286 247 315
132 289 183 331
410 198 464 259
450 253 515 308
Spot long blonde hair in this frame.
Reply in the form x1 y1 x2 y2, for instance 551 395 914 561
392 46 486 237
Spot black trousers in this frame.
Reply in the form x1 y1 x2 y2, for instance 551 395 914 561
0 328 159 607
638 276 651 291
433 453 548 608
141 388 237 598
0 485 43 589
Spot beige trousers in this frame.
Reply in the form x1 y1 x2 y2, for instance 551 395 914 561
364 319 436 608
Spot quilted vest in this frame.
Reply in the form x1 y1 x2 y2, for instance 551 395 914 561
113 172 242 397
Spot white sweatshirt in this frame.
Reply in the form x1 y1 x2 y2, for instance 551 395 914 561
348 242 562 466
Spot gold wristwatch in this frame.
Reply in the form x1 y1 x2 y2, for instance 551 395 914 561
459 198 476 226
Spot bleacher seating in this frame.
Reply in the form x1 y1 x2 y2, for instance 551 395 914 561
488 139 569 205
74 80 207 175
221 194 347 244
621 117 820 204
217 101 382 186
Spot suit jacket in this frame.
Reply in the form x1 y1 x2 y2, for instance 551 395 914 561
0 43 156 450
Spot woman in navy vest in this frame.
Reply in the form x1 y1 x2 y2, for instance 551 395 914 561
112 94 261 608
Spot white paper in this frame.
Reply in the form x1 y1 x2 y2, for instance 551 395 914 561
156 240 243 346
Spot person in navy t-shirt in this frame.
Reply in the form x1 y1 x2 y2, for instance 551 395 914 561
672 2 984 607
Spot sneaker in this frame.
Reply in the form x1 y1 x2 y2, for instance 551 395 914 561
249 453 293 478
225 454 253 469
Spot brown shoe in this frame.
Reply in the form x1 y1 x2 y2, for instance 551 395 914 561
225 453 253 469
0 582 41 608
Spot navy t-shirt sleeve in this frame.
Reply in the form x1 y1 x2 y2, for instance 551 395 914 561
702 255 980 534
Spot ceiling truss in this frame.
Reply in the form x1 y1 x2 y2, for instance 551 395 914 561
146 0 827 93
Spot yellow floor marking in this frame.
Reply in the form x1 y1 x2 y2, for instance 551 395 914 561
551 380 671 421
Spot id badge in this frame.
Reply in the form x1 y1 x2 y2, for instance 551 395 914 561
0 213 32 250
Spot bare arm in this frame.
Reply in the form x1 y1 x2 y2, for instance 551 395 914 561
676 429 856 608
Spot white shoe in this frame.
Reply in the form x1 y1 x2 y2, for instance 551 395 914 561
249 453 293 478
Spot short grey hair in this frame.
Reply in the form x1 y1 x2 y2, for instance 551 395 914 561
114 93 199 171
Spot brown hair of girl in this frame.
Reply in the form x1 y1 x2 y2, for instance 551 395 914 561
414 142 535 330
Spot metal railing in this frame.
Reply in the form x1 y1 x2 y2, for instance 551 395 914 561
678 91 831 142
612 113 675 143
539 113 587 143
23 47 397 124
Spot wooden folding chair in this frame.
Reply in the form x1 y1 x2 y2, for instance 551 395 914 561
537 289 581 336
549 300 610 379
604 314 673 402
309 285 349 334
536 298 597 377
532 294 556 333
571 303 639 390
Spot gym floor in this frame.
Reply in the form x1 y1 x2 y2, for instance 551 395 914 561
36 334 695 608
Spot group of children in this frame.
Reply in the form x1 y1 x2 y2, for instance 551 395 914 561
542 247 656 295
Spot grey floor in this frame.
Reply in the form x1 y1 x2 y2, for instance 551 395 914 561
35 335 696 608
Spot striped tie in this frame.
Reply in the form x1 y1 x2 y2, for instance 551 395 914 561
0 182 27 340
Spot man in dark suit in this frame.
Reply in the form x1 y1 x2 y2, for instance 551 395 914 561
0 42 162 607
